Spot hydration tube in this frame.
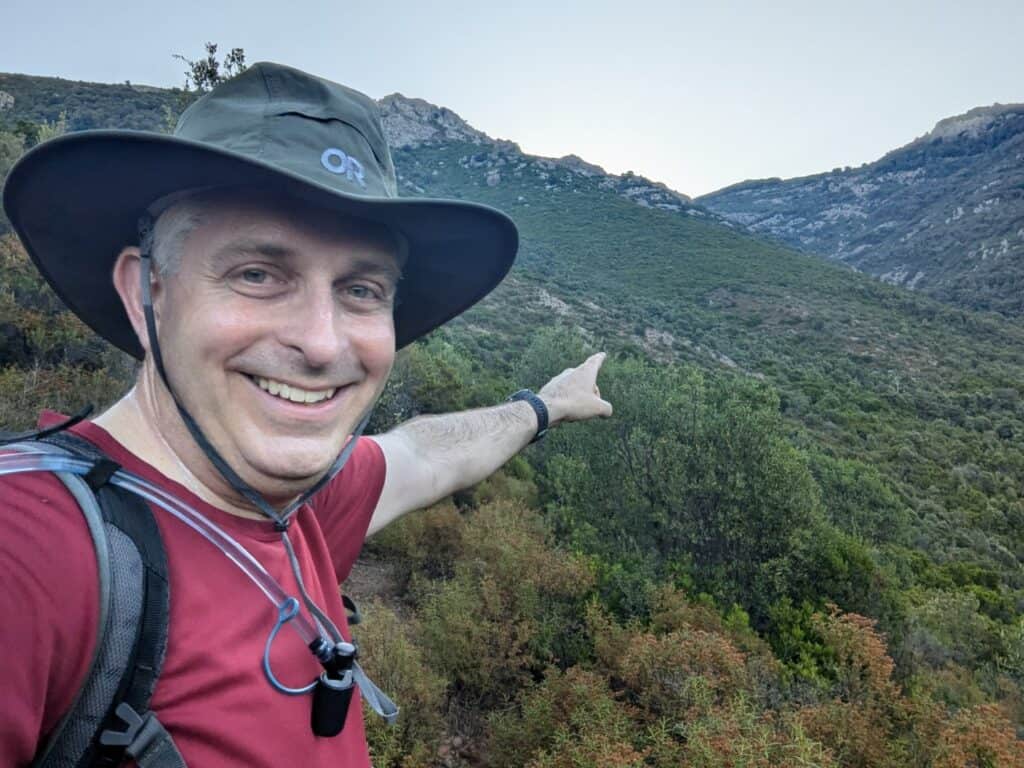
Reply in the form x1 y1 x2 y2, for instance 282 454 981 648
0 450 321 644
1 448 399 725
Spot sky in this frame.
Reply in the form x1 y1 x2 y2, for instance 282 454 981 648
4 0 1022 197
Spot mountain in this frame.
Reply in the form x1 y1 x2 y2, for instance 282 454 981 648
697 104 1024 316
377 92 700 217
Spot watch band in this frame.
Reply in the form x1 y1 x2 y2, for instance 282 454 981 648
508 389 549 443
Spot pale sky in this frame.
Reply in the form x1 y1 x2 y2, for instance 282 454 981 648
4 0 1022 196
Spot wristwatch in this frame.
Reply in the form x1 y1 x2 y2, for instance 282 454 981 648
508 389 549 443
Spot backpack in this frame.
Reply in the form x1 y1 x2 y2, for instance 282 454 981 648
4 430 185 768
3 421 389 767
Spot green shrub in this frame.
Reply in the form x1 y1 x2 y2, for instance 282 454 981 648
365 500 466 587
354 600 446 768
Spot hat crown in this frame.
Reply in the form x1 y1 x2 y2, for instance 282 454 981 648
175 62 398 198
2 62 517 360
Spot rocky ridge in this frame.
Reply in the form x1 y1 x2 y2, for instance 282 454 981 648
697 103 1024 316
378 93 703 219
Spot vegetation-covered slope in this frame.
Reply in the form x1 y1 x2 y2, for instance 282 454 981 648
393 137 1024 581
0 71 180 132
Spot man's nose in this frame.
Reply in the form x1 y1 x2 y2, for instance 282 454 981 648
281 284 350 368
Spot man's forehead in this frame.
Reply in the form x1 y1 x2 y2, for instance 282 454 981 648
172 187 405 268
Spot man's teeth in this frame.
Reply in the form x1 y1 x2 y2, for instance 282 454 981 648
255 377 337 404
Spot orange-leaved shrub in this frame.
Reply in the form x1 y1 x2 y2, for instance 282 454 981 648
930 703 1024 768
616 628 749 722
487 667 643 768
645 698 837 768
590 592 750 722
416 500 594 705
797 607 910 767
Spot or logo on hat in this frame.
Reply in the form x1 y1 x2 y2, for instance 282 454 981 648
321 148 367 187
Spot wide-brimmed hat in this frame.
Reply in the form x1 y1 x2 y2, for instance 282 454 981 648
2 62 518 357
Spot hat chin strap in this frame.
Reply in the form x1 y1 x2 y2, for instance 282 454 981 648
137 222 403 728
137 218 370 530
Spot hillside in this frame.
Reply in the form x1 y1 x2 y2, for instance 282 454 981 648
388 123 1024 583
0 71 181 132
697 103 1024 316
3 71 1024 764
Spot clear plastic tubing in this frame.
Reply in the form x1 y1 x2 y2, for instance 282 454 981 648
0 451 319 646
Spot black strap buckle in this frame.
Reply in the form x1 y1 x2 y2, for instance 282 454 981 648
342 594 362 625
99 703 181 764
99 703 145 749
84 458 121 491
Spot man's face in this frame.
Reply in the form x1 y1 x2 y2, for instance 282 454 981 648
149 192 399 497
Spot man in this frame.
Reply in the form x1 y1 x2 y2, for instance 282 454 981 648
0 63 611 766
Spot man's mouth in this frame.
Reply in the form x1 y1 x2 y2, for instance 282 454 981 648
248 375 338 405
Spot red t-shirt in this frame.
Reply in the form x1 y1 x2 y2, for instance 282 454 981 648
0 413 387 767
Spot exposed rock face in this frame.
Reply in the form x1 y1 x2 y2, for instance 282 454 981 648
697 103 1024 316
379 93 698 218
378 93 490 149
0 91 13 111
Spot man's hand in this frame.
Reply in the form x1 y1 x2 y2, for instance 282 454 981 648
538 352 613 426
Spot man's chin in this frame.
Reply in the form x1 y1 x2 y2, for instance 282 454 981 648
259 458 331 481
231 431 352 491
240 469 327 508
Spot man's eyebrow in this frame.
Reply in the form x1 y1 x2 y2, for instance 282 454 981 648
211 239 294 266
212 241 402 283
345 257 403 285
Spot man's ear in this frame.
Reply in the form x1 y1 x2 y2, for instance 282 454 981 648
111 246 159 355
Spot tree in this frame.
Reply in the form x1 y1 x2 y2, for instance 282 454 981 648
173 43 247 93
517 327 826 626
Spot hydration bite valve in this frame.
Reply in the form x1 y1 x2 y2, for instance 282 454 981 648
310 641 359 736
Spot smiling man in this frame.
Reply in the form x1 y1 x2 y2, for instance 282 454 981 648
100 190 406 513
0 63 611 767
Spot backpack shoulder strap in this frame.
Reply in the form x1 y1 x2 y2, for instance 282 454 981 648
12 434 185 768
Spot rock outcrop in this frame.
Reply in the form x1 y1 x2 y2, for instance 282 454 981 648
698 103 1024 316
379 93 699 218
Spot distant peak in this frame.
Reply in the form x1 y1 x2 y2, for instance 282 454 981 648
555 154 607 177
922 102 1024 142
378 91 693 207
377 92 493 149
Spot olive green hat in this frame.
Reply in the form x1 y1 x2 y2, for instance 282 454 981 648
2 62 518 357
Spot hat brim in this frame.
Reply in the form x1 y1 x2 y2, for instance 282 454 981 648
2 130 518 357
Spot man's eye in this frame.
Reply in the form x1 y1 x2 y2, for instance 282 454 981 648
241 269 269 284
347 284 379 300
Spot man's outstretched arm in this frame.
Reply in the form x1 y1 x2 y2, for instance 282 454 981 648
366 352 612 536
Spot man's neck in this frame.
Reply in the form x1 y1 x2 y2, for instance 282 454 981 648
95 385 287 522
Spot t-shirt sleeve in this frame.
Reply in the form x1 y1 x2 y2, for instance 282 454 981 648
309 437 387 583
0 471 98 767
